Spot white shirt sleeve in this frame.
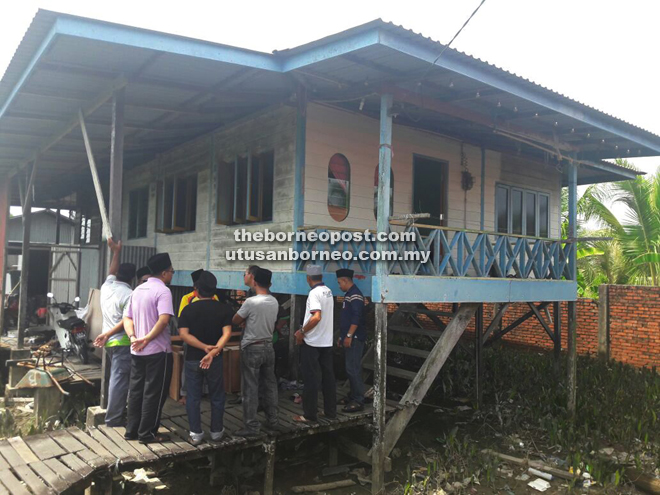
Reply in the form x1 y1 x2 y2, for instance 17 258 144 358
308 289 322 313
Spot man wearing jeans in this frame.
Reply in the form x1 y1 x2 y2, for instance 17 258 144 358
124 253 175 444
232 268 286 437
94 238 135 427
336 269 366 412
293 265 337 423
178 271 233 445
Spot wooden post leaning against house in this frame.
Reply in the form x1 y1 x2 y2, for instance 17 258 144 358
17 162 37 348
381 303 479 456
567 160 578 417
371 93 394 495
0 177 10 333
597 284 610 360
100 88 126 409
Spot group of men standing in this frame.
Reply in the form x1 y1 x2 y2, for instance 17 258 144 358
96 239 366 445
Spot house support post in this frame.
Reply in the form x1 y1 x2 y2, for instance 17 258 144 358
475 303 484 407
263 440 276 495
567 159 578 417
100 88 125 409
372 93 393 495
382 303 479 456
289 295 303 380
553 301 562 376
0 177 9 333
288 84 307 382
597 284 609 360
17 161 37 348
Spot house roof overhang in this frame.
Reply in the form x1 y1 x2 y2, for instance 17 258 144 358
0 12 655 206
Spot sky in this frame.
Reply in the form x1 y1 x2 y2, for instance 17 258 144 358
2 0 659 219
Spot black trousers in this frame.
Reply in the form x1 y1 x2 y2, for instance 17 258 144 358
126 352 173 442
300 343 336 420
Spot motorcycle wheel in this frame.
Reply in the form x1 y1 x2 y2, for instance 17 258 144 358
75 342 89 364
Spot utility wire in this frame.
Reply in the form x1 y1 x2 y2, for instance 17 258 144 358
421 0 488 81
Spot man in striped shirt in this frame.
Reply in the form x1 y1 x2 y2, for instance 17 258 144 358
336 269 366 413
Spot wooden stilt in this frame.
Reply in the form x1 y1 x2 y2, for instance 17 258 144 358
567 159 578 417
553 301 562 376
567 300 577 416
0 178 9 333
372 90 393 495
372 303 388 495
100 88 125 409
289 295 302 381
263 440 276 495
17 162 37 349
475 303 484 407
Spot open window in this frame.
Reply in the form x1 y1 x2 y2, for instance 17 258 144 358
373 164 394 219
495 184 550 237
128 187 149 239
328 153 350 222
217 150 274 225
156 174 197 233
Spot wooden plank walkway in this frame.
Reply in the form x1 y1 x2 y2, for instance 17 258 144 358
0 391 394 494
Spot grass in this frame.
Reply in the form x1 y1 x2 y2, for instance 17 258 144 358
393 346 659 493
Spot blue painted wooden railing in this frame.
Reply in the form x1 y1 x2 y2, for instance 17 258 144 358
295 225 574 280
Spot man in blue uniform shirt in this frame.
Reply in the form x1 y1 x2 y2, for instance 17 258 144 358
336 269 366 412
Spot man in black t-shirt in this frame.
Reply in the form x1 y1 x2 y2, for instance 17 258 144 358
178 271 233 445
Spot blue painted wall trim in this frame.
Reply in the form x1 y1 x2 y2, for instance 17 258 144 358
380 275 577 303
171 269 575 303
172 269 373 298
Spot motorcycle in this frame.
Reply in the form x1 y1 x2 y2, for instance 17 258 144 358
43 292 90 364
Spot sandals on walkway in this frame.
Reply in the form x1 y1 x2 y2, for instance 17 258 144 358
343 402 365 413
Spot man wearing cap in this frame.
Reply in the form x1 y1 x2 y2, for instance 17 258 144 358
136 266 151 286
123 253 175 444
94 238 135 427
178 269 219 317
178 271 233 445
293 265 337 422
232 268 285 437
336 269 366 412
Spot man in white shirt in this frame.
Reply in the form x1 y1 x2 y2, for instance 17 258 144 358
293 265 337 422
93 238 135 427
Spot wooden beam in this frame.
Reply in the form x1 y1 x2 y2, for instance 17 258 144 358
597 285 609 360
482 303 510 344
527 301 555 343
553 301 562 377
381 84 576 153
372 92 393 495
17 164 36 348
9 76 128 179
0 178 9 333
382 303 478 456
567 159 578 417
79 111 112 240
475 303 484 407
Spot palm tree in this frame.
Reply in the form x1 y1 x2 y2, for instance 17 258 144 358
569 162 660 288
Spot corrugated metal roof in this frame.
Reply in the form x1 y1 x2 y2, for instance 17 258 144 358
0 10 656 203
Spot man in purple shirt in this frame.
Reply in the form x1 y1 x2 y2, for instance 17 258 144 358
123 253 175 444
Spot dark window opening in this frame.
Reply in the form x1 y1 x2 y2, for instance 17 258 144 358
218 150 274 225
128 187 149 239
156 174 197 233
